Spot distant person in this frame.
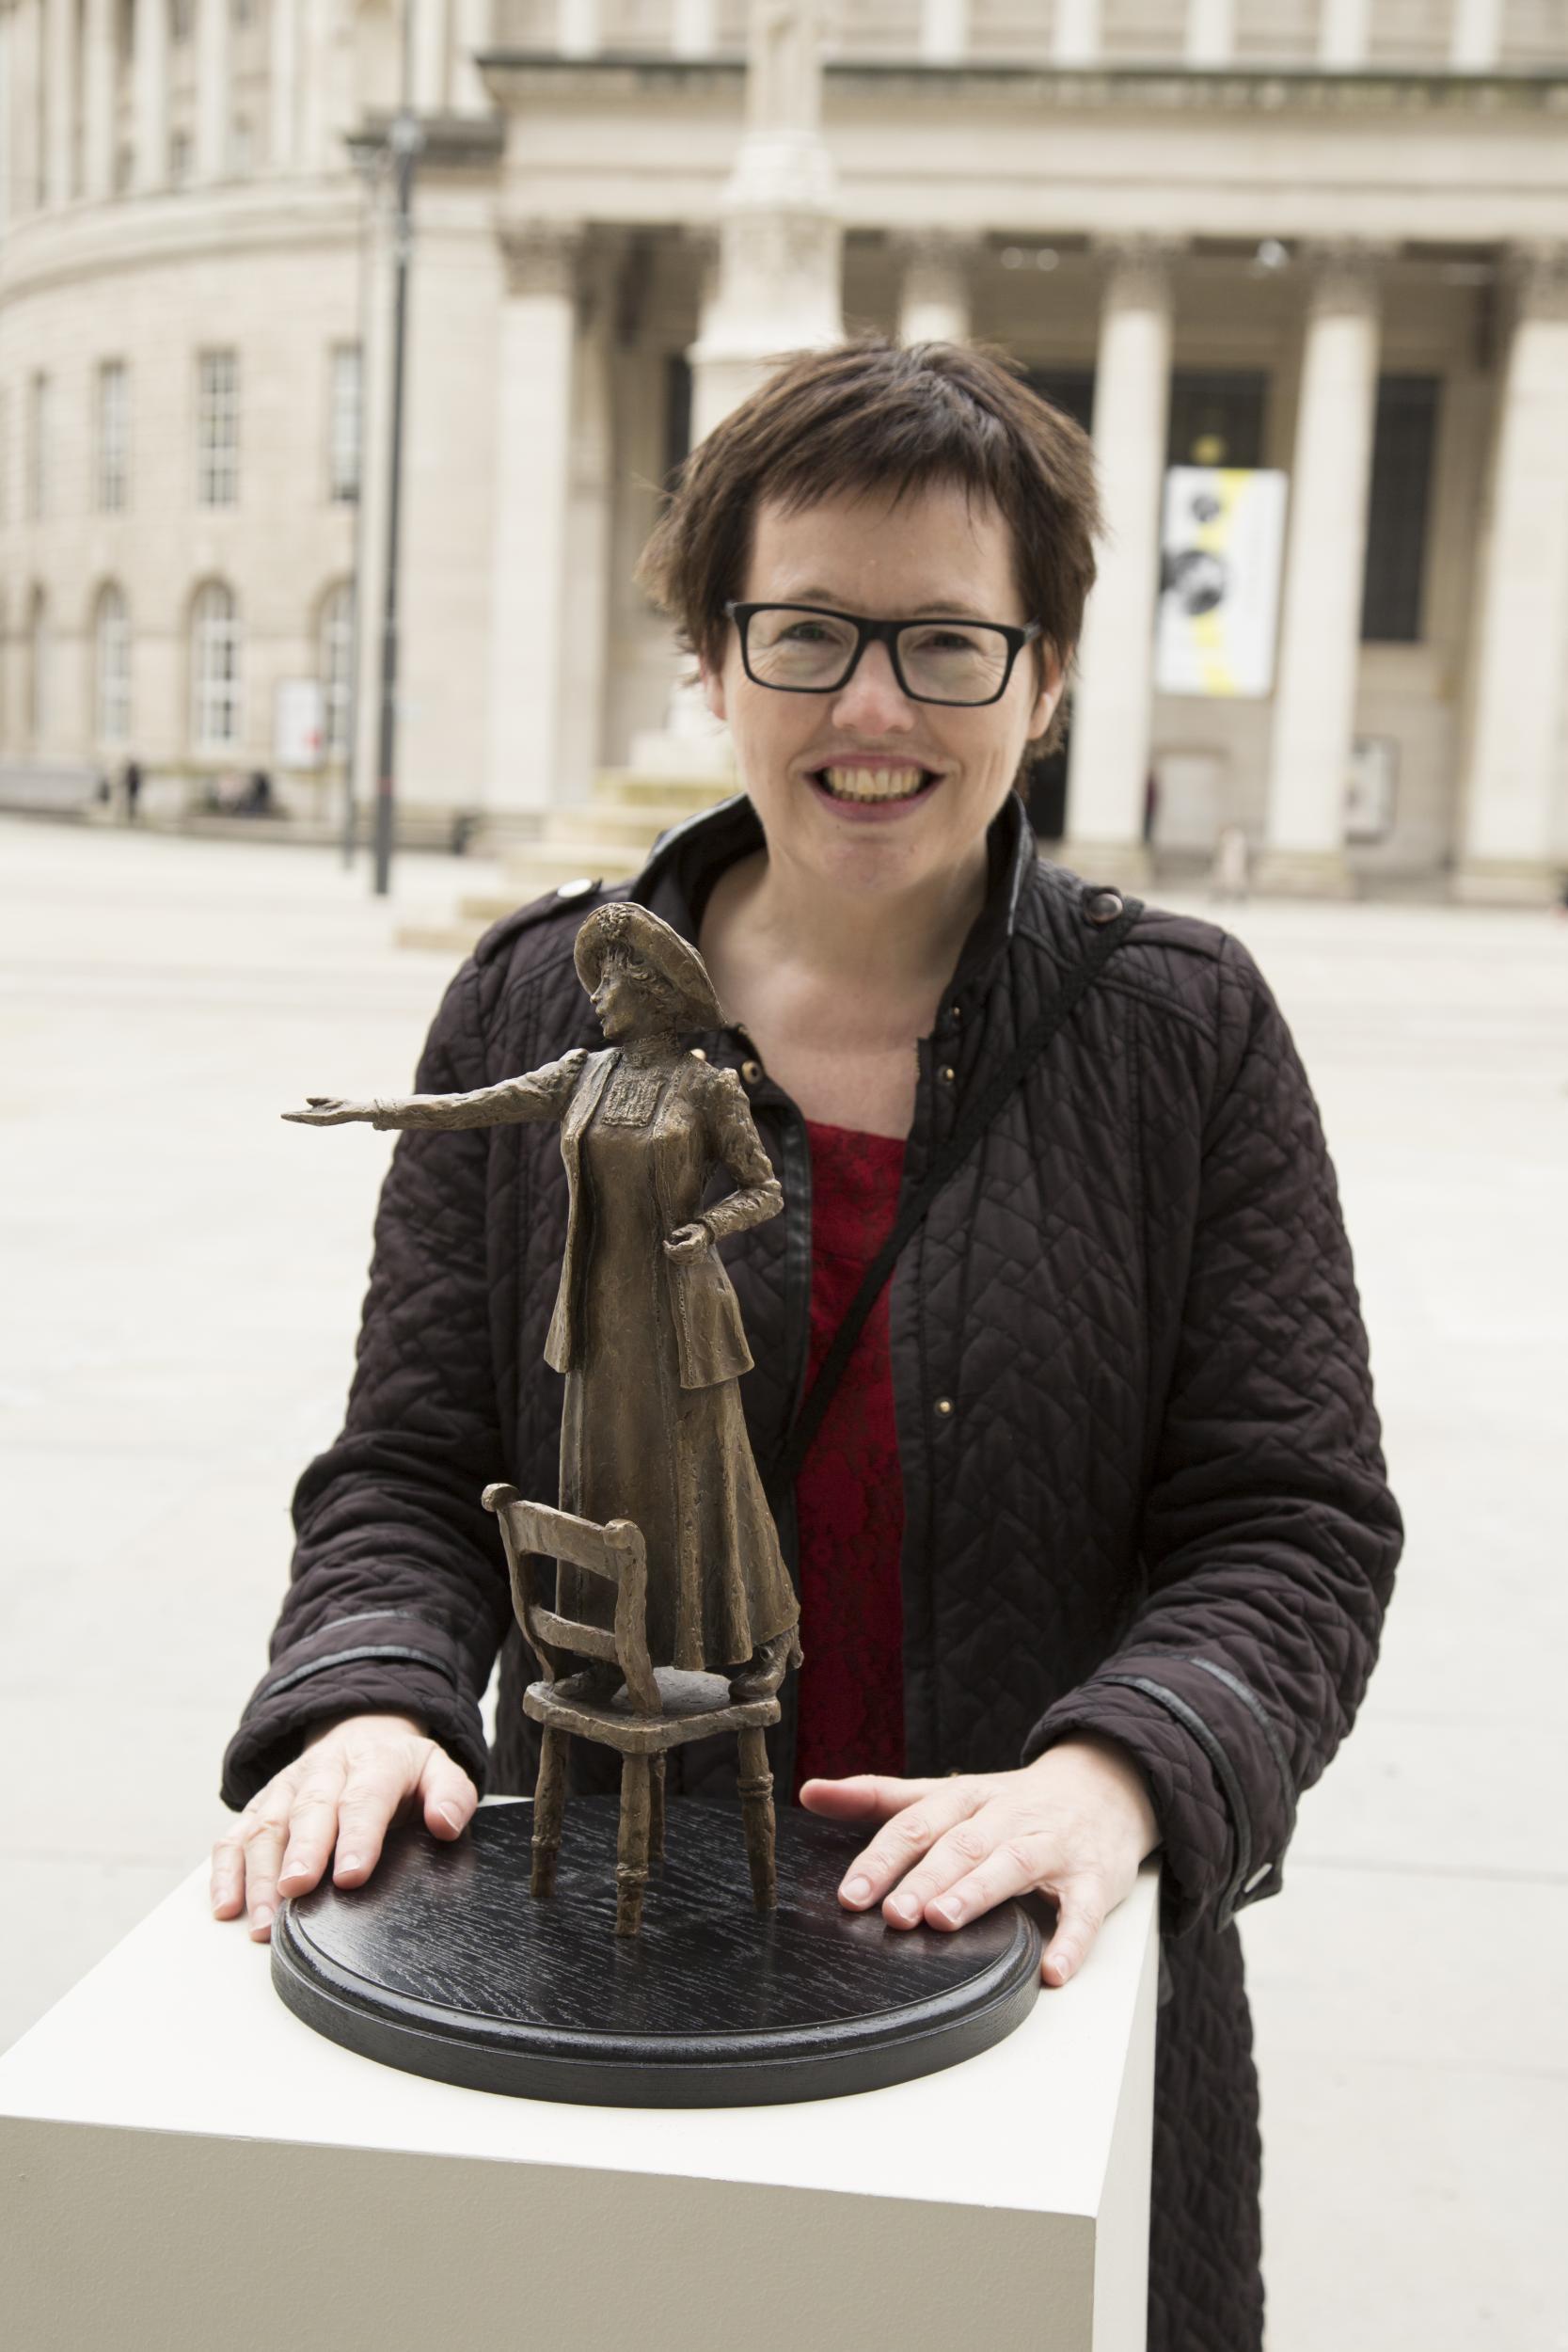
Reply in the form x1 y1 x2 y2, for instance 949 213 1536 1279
1143 767 1159 847
1211 822 1250 903
243 769 274 817
121 759 142 822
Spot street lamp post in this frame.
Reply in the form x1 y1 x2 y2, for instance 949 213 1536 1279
372 102 422 897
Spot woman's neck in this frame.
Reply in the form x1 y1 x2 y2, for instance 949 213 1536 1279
705 841 989 1012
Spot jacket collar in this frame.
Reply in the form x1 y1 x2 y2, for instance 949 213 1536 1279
630 787 1037 1006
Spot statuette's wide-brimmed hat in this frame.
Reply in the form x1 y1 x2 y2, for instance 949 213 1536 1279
574 902 723 1033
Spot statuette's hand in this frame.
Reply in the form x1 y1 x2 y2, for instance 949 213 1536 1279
662 1222 710 1264
283 1097 374 1126
800 1737 1158 1988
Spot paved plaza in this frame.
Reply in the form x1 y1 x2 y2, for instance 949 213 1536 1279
2 818 1564 2348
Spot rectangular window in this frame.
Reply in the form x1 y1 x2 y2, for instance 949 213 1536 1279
327 343 362 503
1023 369 1096 437
197 350 240 508
1360 375 1440 644
1166 371 1268 469
663 354 692 489
27 373 50 521
98 361 130 512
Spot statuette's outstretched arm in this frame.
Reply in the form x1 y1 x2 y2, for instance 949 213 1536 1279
284 1050 588 1134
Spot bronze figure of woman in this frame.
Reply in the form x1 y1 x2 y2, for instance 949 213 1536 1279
287 902 801 1700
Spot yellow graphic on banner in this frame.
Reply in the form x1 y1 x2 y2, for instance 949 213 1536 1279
1186 469 1249 697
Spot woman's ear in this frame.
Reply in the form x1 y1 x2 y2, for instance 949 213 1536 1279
698 650 728 726
1024 643 1066 746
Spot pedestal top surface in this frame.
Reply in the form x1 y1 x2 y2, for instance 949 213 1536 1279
0 1804 1159 2222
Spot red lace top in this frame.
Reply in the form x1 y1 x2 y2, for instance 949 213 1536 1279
791 1118 909 1794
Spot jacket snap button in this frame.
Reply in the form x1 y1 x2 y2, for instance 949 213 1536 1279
555 876 598 902
740 1058 762 1084
689 1047 708 1062
1085 887 1124 927
935 1396 954 1417
949 1003 962 1023
939 1064 956 1085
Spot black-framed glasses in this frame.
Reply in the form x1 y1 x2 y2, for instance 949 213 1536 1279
724 601 1043 708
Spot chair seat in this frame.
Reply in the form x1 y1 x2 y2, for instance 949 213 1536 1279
523 1666 782 1754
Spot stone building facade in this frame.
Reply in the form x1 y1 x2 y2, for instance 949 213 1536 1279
2 0 1567 894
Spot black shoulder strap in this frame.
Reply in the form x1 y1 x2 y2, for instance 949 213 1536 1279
765 892 1142 1506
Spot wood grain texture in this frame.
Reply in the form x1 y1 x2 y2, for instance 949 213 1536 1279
272 1801 1043 2107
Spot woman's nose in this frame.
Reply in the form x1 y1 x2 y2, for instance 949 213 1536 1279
831 639 914 734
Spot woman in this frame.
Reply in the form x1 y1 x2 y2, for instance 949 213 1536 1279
282 901 800 1696
214 338 1401 2350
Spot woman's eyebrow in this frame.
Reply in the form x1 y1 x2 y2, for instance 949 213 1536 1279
772 588 994 621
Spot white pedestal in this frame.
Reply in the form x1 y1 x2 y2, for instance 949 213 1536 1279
0 1833 1159 2352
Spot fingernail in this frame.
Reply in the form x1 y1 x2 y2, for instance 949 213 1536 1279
250 1903 274 1933
886 1892 919 1925
841 1875 872 1906
436 1803 463 1833
1053 1949 1074 1982
337 1852 363 1878
932 1896 963 1926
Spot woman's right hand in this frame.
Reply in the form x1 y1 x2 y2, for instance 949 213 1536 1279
210 1713 478 1942
282 1096 374 1126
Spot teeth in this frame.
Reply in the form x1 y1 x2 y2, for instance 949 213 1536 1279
820 765 928 803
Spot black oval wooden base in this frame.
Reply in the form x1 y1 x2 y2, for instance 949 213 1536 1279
272 1798 1042 2106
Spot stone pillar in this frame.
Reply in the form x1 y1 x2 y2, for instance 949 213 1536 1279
1318 0 1369 68
1064 237 1176 883
1455 246 1568 902
299 0 354 170
1053 0 1101 66
486 222 581 813
134 0 170 192
1184 0 1234 67
45 0 78 206
269 0 299 168
196 0 231 180
1449 0 1501 70
688 1 843 442
896 232 972 345
919 0 968 62
557 259 616 806
82 0 116 199
412 0 448 113
1259 242 1384 894
451 0 491 108
556 0 598 56
673 0 718 56
0 6 11 232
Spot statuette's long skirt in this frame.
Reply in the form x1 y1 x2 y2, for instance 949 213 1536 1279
555 1115 798 1672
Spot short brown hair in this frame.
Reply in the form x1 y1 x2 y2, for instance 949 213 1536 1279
636 336 1102 754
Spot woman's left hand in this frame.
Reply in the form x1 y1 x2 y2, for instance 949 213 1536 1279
663 1222 709 1263
800 1737 1159 1987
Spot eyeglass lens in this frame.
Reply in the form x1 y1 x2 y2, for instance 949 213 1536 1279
745 609 1012 703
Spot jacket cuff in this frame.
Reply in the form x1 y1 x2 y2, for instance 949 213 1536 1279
219 1608 490 1808
1022 1651 1295 1937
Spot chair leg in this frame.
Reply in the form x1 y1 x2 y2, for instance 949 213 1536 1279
615 1755 653 1936
649 1755 666 1867
531 1726 569 1899
736 1725 777 1913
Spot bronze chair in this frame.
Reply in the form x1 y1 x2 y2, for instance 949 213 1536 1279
483 1485 782 1935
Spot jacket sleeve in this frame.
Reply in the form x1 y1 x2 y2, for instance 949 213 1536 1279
699 1066 784 1244
221 958 515 1808
1022 936 1403 1937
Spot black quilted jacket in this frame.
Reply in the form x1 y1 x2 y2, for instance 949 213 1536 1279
225 791 1402 2351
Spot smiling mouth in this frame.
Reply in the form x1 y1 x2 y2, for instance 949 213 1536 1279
811 764 940 805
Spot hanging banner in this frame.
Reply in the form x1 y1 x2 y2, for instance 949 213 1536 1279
1155 467 1288 699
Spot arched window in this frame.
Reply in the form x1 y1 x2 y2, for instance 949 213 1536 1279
318 580 355 763
28 589 50 751
95 584 132 747
191 580 242 753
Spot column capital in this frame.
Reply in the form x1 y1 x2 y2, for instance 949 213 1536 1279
890 228 982 273
1297 237 1396 312
1501 240 1568 323
495 218 586 300
1088 232 1184 302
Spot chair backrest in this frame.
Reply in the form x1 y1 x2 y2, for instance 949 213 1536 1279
483 1486 660 1716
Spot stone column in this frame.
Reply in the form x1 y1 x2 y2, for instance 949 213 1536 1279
1449 0 1501 70
1455 246 1568 902
1053 0 1101 65
557 257 616 807
412 0 448 113
269 0 299 168
451 0 491 108
919 0 968 61
45 0 78 206
82 0 116 199
896 232 972 345
1184 0 1234 67
196 0 231 180
0 6 11 232
133 0 170 192
1259 242 1384 894
1318 0 1369 67
1063 237 1176 883
486 222 582 813
688 1 843 441
556 0 599 56
673 0 718 56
